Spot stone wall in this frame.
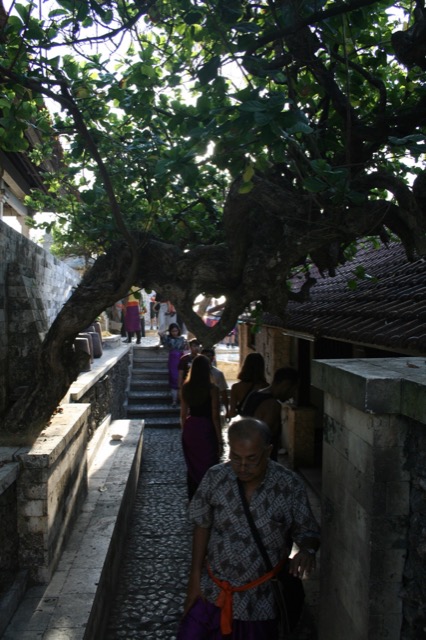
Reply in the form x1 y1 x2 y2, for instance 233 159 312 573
0 478 19 593
72 353 131 439
0 220 80 416
0 345 131 594
402 416 426 638
312 357 426 640
17 404 91 584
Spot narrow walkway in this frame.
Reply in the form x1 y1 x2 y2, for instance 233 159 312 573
105 428 190 639
104 427 321 639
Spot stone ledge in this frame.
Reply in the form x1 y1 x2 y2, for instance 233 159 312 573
17 404 90 469
312 357 426 417
2 418 144 640
62 343 131 403
16 404 91 584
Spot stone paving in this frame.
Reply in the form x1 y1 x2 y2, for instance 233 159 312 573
104 428 191 639
104 426 320 640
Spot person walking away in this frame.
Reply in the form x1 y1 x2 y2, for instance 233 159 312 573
180 355 223 500
201 347 230 422
178 339 202 395
229 352 267 418
177 417 320 640
241 367 299 460
161 323 187 407
123 287 143 344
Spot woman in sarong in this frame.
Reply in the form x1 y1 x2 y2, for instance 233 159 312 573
161 322 187 407
180 355 222 499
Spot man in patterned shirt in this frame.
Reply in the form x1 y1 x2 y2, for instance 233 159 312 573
177 417 320 639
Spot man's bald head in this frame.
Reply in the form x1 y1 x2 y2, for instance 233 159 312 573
228 417 272 446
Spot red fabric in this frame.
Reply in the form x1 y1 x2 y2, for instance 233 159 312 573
207 559 285 635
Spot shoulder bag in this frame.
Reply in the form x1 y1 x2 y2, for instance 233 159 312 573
236 479 305 639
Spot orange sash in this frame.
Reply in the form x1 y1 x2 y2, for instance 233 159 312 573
207 558 286 635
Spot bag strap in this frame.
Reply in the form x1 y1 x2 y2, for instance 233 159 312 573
237 384 255 414
236 479 273 571
237 480 292 639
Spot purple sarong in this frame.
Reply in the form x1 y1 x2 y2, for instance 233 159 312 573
182 416 219 488
124 304 141 332
176 597 278 639
168 349 183 390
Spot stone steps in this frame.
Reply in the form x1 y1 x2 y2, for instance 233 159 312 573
128 389 171 402
127 347 179 428
131 369 169 381
129 379 170 391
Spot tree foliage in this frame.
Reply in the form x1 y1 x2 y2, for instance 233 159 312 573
0 0 426 435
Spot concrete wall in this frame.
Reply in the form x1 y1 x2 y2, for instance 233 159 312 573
0 220 80 416
312 357 426 640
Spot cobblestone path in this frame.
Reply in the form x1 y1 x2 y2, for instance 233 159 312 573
105 428 191 640
105 427 319 639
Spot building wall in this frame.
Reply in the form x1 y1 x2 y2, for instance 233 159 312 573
0 220 80 417
312 357 426 640
238 322 294 381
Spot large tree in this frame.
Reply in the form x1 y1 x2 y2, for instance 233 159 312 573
0 0 425 437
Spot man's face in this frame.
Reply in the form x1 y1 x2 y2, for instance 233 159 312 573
228 435 272 485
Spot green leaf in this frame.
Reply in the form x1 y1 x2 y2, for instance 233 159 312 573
197 56 221 85
184 11 204 25
238 181 254 194
14 3 30 22
347 279 358 290
303 177 327 193
242 165 255 182
239 100 266 113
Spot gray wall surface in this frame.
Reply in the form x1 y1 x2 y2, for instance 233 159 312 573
312 357 426 640
0 220 80 417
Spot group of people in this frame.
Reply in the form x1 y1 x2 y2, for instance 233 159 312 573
118 289 181 342
161 334 321 639
118 293 320 638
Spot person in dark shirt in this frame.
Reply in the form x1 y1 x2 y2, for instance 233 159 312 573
242 367 299 460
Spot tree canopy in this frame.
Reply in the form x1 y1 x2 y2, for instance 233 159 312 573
1 0 425 435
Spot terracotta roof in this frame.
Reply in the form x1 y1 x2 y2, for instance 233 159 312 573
261 243 426 355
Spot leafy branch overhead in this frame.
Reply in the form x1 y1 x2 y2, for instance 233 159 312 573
0 0 426 434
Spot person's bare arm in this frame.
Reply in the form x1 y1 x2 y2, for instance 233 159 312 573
177 369 184 398
221 389 229 419
211 386 223 452
229 383 239 418
184 525 211 614
255 399 281 442
180 397 189 428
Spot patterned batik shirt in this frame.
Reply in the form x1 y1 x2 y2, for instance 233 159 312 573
188 460 320 621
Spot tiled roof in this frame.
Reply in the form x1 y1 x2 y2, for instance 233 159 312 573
261 243 426 355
